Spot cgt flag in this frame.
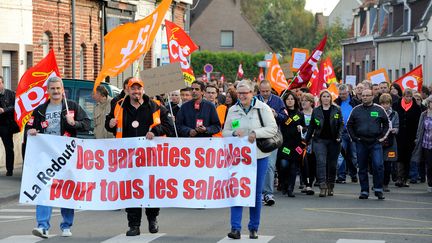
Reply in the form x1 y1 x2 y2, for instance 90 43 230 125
165 20 198 85
266 53 288 95
237 64 244 79
289 35 327 90
394 65 423 92
322 57 337 84
14 49 60 130
308 63 326 96
94 0 172 91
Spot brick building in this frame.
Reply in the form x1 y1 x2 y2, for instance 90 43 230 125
33 0 102 80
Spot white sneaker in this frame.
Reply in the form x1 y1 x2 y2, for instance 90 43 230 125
32 228 49 238
62 228 72 237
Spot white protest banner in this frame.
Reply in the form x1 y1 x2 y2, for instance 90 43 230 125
345 75 357 87
140 63 185 97
366 68 389 85
20 135 257 210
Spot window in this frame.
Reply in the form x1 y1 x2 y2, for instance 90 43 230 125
26 51 33 69
372 60 375 71
2 51 11 89
93 44 98 80
402 68 406 75
395 69 399 79
388 70 392 81
403 8 409 32
220 31 234 48
346 65 350 75
80 44 87 79
78 88 95 128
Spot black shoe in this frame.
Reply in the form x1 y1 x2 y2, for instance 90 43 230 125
395 181 403 187
5 171 12 176
359 193 369 199
287 190 295 198
249 230 258 239
126 226 140 236
148 218 159 233
351 177 358 183
335 178 346 184
375 191 385 200
227 230 241 239
410 179 417 184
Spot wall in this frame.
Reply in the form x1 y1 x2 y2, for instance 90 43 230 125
377 40 414 82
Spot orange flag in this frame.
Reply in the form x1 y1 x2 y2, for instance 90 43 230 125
15 49 61 130
94 0 173 91
165 20 198 85
266 54 288 95
327 82 339 101
322 57 337 84
394 65 423 92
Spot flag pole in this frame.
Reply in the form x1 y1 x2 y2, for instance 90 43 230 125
63 92 70 114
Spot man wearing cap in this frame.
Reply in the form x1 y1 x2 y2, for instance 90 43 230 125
27 76 90 238
105 77 174 236
176 81 221 137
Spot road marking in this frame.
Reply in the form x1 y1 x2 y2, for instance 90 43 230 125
336 240 385 243
217 235 274 242
335 193 432 205
304 208 432 224
0 216 33 219
304 227 432 238
101 233 166 243
0 235 55 243
0 209 60 213
305 208 432 210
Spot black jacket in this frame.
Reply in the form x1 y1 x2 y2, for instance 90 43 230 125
347 103 390 144
305 105 343 142
0 88 16 128
392 98 421 147
26 99 90 137
105 94 174 138
279 109 306 160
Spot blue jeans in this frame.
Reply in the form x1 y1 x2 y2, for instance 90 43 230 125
337 131 357 180
36 205 74 230
231 157 268 231
356 142 384 194
409 160 419 181
262 150 277 196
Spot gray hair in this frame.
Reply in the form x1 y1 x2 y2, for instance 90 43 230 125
47 76 63 88
338 84 348 92
425 95 432 105
236 79 254 92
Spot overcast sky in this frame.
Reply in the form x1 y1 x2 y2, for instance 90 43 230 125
304 0 340 15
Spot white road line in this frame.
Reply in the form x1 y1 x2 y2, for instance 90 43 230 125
0 235 54 243
217 235 274 243
0 209 60 213
0 216 33 219
101 233 166 243
336 239 385 243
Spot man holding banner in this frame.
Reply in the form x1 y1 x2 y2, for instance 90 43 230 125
106 77 174 236
27 77 90 238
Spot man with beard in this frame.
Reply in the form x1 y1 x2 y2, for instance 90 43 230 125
106 77 174 236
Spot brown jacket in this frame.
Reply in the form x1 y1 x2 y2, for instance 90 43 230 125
93 97 114 139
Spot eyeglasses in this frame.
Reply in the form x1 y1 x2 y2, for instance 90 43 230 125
238 91 252 95
192 88 201 91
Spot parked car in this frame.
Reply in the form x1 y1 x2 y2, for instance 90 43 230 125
63 79 121 138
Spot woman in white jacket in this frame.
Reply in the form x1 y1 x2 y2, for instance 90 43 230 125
222 79 278 240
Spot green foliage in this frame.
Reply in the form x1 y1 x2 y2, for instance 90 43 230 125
191 51 265 82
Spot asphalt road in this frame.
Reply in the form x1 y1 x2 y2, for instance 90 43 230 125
0 180 431 243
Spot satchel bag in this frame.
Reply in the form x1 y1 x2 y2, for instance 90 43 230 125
255 108 283 153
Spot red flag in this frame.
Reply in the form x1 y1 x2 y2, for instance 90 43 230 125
308 63 326 96
237 64 244 79
394 65 423 92
165 20 198 85
14 49 61 130
289 35 327 89
322 57 337 84
266 53 289 95
258 67 264 81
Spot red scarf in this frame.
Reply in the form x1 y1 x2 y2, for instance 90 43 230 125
401 99 413 112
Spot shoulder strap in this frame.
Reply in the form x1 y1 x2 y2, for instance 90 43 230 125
257 108 264 127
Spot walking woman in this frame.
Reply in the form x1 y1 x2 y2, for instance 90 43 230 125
411 96 432 193
215 89 238 137
278 91 305 197
300 93 316 195
222 79 277 239
305 90 343 197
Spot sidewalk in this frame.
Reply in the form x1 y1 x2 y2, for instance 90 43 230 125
0 166 22 204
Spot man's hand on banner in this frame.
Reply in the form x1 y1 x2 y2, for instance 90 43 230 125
146 131 155 140
28 129 39 136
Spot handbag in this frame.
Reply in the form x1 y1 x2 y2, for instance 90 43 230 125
255 108 283 153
